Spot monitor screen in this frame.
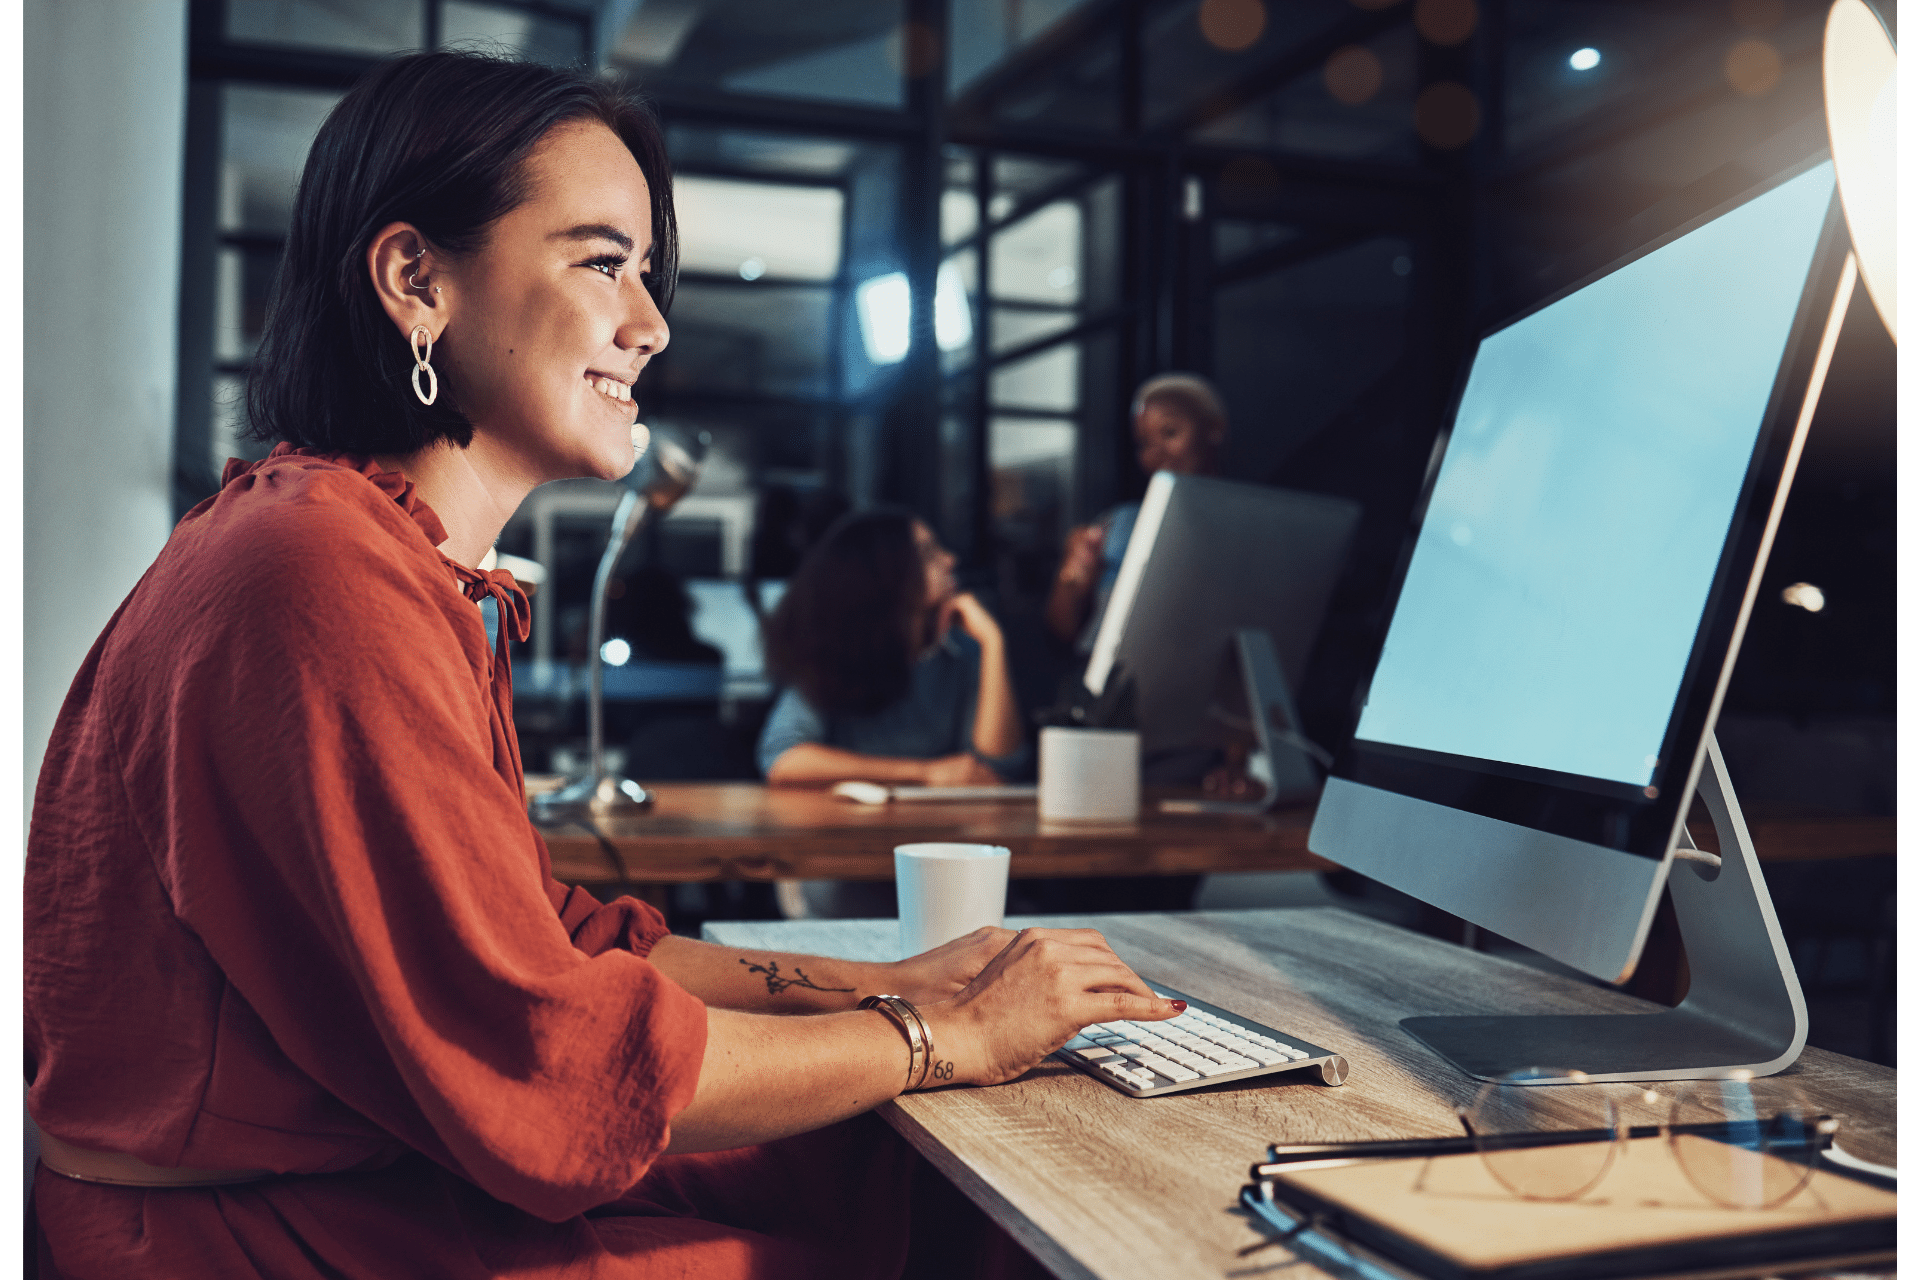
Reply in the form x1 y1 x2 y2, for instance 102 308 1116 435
1353 163 1836 790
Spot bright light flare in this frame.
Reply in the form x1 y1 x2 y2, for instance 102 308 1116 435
601 638 632 666
856 272 911 364
935 261 973 352
857 265 974 365
1569 47 1601 71
1780 582 1826 613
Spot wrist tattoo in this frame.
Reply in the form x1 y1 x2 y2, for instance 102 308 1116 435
739 957 854 997
931 1059 955 1082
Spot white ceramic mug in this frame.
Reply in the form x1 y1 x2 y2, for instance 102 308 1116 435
895 843 1011 957
1039 726 1141 822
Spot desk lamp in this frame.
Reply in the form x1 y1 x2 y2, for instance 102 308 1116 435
1824 0 1897 341
533 428 701 817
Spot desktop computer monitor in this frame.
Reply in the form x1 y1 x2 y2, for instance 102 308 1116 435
1309 159 1855 1083
1083 473 1361 802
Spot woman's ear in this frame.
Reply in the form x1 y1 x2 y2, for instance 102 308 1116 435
366 221 447 341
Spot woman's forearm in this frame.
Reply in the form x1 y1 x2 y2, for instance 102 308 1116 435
650 934 887 1013
665 1007 909 1153
665 926 1183 1153
765 743 929 785
1044 575 1092 644
970 636 1022 760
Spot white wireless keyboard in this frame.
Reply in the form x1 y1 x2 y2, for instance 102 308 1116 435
1054 983 1349 1097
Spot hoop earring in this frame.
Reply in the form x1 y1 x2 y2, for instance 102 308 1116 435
410 326 438 406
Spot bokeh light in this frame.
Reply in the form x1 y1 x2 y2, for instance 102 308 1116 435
1725 37 1782 95
1324 44 1385 104
1199 0 1267 52
1414 80 1480 148
1781 582 1826 613
1569 47 1601 71
1414 0 1476 47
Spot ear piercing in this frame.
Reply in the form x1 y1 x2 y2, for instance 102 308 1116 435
409 248 441 294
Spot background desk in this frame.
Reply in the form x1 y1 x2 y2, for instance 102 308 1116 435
703 909 1895 1280
532 783 1336 887
532 783 1892 890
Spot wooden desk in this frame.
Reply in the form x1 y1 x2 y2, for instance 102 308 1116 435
534 783 1895 888
703 909 1896 1280
532 783 1335 886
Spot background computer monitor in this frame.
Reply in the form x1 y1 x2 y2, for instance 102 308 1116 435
1310 159 1853 1081
1084 472 1360 776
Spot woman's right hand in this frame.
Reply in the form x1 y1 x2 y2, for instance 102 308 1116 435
1055 524 1106 591
922 753 1002 787
919 929 1181 1087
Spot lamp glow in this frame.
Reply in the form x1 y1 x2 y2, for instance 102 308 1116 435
1822 0 1896 340
1569 47 1601 71
600 637 632 666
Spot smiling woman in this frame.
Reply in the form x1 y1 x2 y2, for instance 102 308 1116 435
25 49 1173 1280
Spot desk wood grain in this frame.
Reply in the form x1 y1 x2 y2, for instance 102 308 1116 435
534 783 1334 885
703 910 1896 1280
535 784 1895 887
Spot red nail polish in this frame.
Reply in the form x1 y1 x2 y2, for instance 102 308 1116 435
1171 1000 1187 1012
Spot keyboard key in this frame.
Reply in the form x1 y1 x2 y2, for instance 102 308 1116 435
1060 983 1343 1097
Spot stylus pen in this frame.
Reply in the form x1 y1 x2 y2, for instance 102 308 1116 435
1252 1122 1826 1180
1252 1137 1477 1179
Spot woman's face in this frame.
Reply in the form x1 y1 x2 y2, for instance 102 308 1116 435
435 120 669 484
913 521 958 611
1134 401 1220 476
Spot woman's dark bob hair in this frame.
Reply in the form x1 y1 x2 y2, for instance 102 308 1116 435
246 51 676 455
763 509 927 718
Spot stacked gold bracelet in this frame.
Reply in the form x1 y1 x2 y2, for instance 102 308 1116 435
859 994 935 1092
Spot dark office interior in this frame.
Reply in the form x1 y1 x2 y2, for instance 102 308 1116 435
174 0 1893 1065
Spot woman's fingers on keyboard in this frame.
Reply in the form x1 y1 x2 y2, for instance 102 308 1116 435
1086 990 1182 1025
925 929 1175 1085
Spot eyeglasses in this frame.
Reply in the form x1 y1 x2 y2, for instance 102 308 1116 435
1459 1068 1840 1210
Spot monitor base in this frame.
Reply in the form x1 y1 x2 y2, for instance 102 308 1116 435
1399 735 1808 1083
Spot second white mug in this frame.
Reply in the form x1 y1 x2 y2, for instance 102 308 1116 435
1039 726 1141 823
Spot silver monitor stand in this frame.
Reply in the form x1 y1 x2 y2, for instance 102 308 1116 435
1400 735 1807 1084
1159 628 1328 816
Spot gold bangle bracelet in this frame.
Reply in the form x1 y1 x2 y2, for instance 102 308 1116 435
897 1000 936 1090
859 994 933 1092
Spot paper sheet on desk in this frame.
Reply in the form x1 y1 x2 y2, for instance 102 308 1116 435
1272 1137 1894 1275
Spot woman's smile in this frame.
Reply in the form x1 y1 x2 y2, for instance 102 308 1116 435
587 371 636 408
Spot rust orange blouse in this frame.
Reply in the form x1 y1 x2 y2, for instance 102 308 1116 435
25 448 915 1277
